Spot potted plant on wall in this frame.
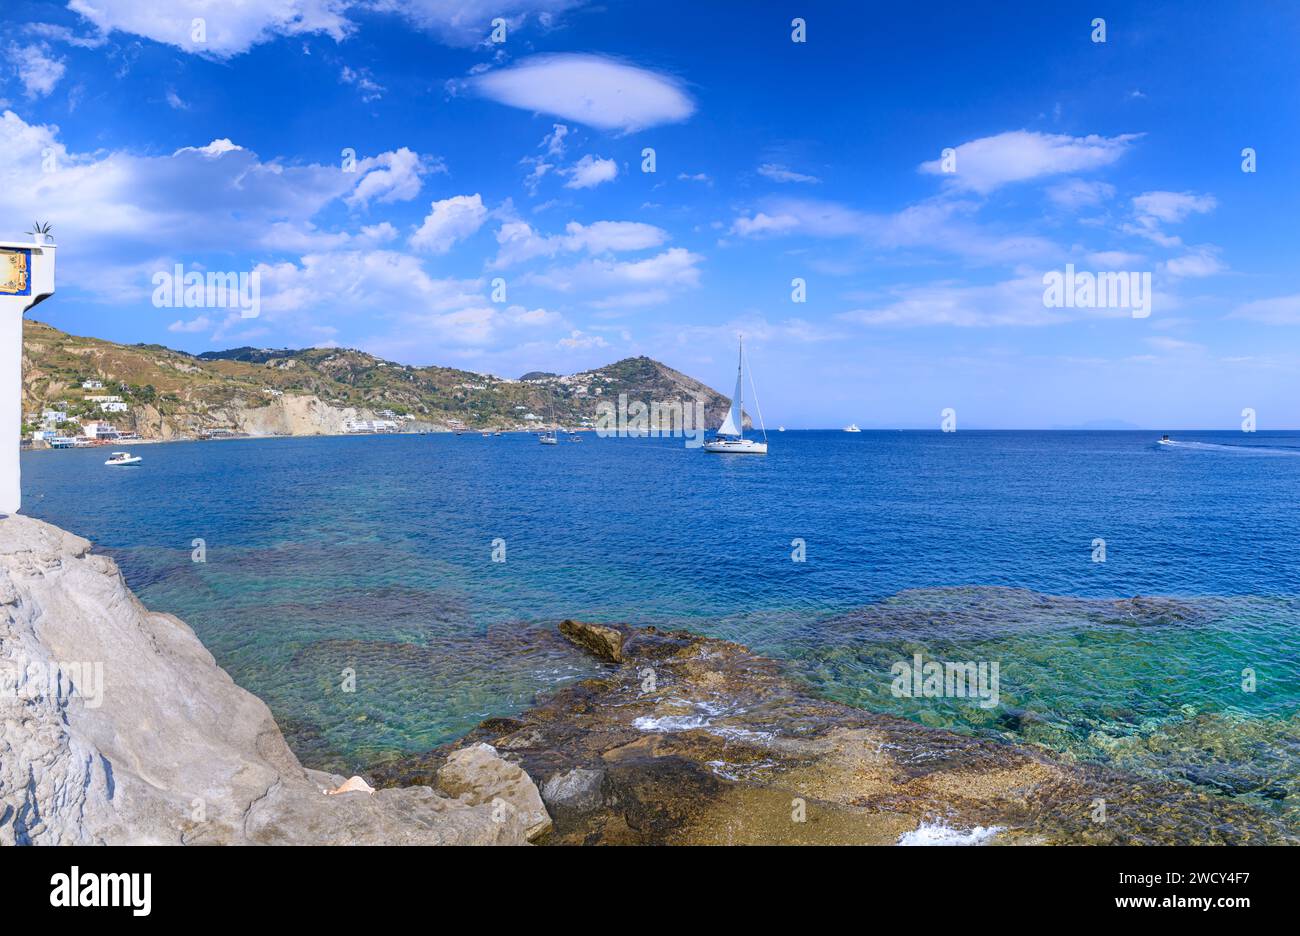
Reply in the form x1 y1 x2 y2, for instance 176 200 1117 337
26 221 54 246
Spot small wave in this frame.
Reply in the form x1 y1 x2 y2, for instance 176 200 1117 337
897 822 1003 846
632 714 710 732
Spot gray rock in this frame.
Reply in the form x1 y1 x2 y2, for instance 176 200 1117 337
541 767 606 823
0 515 543 845
437 742 552 841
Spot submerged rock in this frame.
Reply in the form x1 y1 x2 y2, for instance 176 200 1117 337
374 620 1296 846
0 515 544 846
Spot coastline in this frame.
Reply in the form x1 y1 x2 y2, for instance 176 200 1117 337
3 514 1291 845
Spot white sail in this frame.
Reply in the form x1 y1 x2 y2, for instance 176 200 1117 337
717 358 743 437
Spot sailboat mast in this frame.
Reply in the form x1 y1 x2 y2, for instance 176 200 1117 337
737 335 744 440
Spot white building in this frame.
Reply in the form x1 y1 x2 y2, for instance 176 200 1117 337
40 409 68 425
343 418 399 434
81 379 103 390
98 401 129 413
81 421 120 440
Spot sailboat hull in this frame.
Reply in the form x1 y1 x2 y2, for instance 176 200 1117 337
703 438 767 454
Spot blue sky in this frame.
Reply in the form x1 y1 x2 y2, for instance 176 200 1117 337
3 0 1299 428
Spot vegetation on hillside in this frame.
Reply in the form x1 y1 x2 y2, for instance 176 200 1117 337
21 320 735 438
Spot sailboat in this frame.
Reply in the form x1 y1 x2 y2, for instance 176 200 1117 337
704 336 768 455
539 390 559 444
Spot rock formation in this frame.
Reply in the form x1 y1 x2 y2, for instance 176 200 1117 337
0 515 547 845
375 621 1295 846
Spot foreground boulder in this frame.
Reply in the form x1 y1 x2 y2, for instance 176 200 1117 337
0 515 547 845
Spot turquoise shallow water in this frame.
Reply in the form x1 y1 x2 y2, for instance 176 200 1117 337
20 430 1300 824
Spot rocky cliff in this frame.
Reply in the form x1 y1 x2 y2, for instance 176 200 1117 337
0 515 549 845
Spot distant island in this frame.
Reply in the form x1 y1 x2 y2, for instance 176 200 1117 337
20 320 733 443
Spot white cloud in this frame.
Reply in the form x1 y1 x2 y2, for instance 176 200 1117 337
1132 191 1217 224
167 315 212 333
527 247 703 299
164 88 188 110
1087 250 1146 267
837 274 1132 327
346 147 435 208
558 329 608 349
1229 294 1300 324
409 193 488 253
919 130 1140 193
1047 178 1115 210
1145 336 1202 353
677 172 711 184
467 54 694 132
340 65 385 102
370 0 588 47
1163 248 1224 278
1124 191 1217 246
492 219 667 268
541 123 569 157
563 154 617 189
67 0 592 56
729 196 1058 265
22 22 107 48
68 0 354 58
9 43 66 97
757 163 820 184
0 111 442 297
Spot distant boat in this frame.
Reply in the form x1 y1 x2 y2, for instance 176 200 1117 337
704 336 768 455
843 424 862 433
104 451 142 467
540 390 560 444
778 426 785 432
1158 434 1174 446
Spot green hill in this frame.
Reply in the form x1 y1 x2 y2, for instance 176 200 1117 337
21 320 737 440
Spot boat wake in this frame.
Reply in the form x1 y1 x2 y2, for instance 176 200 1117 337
1158 439 1300 456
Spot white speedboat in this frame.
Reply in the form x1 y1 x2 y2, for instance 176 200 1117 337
843 423 862 433
1157 434 1174 446
704 336 768 455
104 451 142 466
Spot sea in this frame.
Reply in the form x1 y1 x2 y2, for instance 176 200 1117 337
21 430 1300 831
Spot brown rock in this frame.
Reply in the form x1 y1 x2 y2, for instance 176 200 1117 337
559 619 625 663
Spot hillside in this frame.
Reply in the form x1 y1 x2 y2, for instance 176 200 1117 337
20 320 738 440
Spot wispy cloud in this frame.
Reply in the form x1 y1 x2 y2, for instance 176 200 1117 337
8 43 66 97
757 163 820 184
1124 191 1217 246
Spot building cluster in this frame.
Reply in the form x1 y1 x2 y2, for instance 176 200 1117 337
343 412 412 434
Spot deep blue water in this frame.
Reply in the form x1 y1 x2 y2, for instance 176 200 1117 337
20 430 1300 818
